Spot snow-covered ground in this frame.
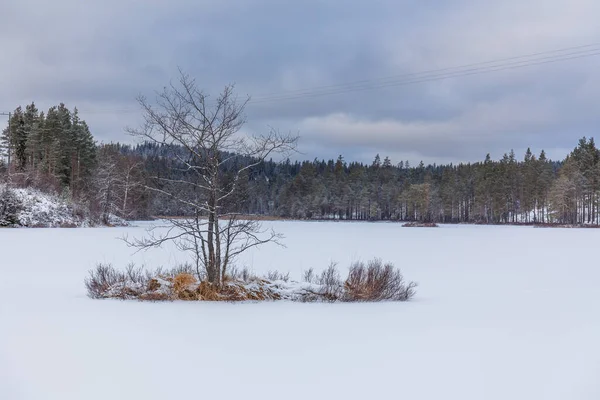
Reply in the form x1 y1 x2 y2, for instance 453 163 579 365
1 222 599 400
1 185 89 227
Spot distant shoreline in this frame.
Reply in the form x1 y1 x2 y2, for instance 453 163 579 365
151 215 600 228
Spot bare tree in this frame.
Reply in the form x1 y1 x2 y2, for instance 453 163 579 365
126 70 298 286
94 147 122 224
119 157 145 218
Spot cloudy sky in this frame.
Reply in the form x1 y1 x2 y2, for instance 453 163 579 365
1 0 599 165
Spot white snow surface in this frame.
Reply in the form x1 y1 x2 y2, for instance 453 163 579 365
1 221 599 399
4 185 86 227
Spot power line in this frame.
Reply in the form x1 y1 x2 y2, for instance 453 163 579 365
252 42 600 100
73 42 600 114
250 47 600 103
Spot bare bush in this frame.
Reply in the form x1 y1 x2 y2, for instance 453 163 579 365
239 267 256 282
125 263 150 284
226 265 257 282
85 264 119 299
316 262 343 301
303 268 315 283
344 259 417 301
266 270 290 282
85 263 148 299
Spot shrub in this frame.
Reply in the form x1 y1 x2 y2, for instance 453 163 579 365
85 264 119 299
344 259 417 301
225 265 257 282
266 270 290 282
84 263 149 299
238 267 256 282
303 268 315 283
316 262 343 301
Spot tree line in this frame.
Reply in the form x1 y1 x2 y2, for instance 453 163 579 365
0 103 148 223
2 102 600 225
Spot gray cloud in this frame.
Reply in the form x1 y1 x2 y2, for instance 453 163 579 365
1 0 599 164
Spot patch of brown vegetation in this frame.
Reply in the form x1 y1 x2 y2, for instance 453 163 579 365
139 291 171 301
177 289 198 301
220 283 256 301
173 273 197 292
171 273 198 300
344 259 417 302
147 278 162 292
225 281 283 301
402 222 439 227
196 281 220 301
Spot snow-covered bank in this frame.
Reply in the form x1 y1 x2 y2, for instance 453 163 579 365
1 222 599 399
0 185 126 227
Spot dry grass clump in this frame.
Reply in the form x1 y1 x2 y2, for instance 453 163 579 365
196 281 221 301
173 273 197 292
344 259 417 301
172 273 198 300
138 291 171 301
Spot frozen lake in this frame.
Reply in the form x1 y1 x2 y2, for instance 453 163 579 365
1 222 599 399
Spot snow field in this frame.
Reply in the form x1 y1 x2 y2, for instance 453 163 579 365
1 222 599 399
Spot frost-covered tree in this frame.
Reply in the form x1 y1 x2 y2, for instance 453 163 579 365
0 186 21 226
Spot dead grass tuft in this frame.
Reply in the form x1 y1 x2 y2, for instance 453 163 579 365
139 291 171 301
173 273 197 292
196 281 220 301
171 273 198 300
147 278 162 292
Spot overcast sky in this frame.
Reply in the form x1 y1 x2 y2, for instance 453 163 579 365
1 0 599 165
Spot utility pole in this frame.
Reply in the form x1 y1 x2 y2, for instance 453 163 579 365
1 111 11 182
